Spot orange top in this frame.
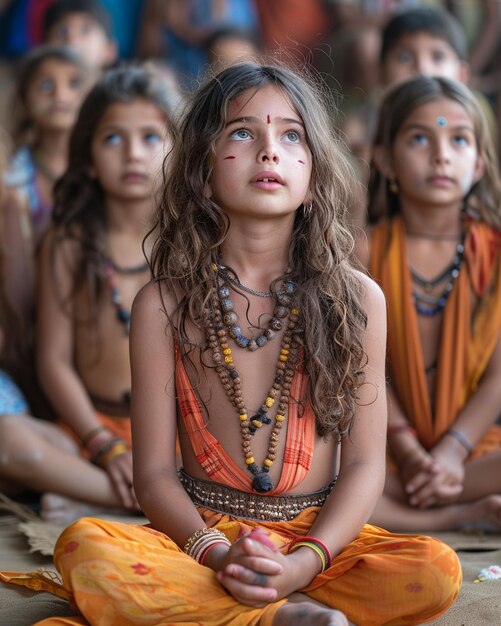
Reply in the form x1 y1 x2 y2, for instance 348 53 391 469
175 352 315 495
370 216 501 451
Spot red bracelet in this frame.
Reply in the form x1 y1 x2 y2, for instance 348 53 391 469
288 535 332 569
199 541 230 566
387 423 417 438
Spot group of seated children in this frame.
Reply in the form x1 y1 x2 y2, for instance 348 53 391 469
0 4 500 626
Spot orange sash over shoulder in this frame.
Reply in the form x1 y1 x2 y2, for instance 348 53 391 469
175 352 315 495
370 216 501 450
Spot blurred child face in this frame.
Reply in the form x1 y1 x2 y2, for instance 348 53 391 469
388 97 483 209
383 33 468 86
90 99 171 203
25 58 89 133
46 12 117 68
210 85 312 220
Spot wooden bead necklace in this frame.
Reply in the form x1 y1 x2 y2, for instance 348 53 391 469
206 278 299 493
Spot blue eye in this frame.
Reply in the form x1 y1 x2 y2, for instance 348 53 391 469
230 128 251 140
411 133 428 145
144 132 161 144
38 78 54 94
453 135 469 147
283 130 301 143
104 133 121 145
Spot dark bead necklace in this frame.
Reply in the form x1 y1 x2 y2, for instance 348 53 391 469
206 281 300 493
213 264 296 351
103 260 132 334
411 237 465 317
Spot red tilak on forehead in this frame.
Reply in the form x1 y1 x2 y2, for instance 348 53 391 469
267 114 271 126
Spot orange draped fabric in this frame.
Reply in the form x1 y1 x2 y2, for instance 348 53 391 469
1 512 461 626
175 352 314 494
369 216 501 452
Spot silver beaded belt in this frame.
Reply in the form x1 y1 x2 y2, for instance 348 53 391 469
178 469 336 522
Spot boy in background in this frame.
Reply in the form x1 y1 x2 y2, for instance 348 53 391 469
42 0 117 70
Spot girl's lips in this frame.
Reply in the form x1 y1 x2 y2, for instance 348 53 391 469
251 171 284 190
251 171 284 185
121 172 148 182
428 175 454 186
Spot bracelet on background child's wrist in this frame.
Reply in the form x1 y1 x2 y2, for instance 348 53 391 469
91 438 128 466
445 428 473 456
288 535 332 573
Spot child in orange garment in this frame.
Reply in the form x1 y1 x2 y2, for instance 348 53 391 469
358 75 501 532
0 64 175 524
3 62 460 626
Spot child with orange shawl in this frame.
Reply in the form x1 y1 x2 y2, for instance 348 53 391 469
360 75 501 532
2 63 460 626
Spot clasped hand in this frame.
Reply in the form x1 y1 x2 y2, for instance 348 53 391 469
216 533 306 607
400 442 465 509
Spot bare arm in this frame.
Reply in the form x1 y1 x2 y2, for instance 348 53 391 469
37 230 102 438
433 332 501 458
130 282 212 540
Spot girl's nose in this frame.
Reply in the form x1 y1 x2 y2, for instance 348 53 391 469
127 137 145 160
434 142 451 164
258 133 279 164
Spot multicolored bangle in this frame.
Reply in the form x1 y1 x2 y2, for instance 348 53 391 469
183 527 231 562
92 438 128 467
288 536 332 573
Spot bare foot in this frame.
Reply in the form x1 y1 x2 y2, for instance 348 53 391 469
458 495 501 532
40 493 121 526
271 593 354 626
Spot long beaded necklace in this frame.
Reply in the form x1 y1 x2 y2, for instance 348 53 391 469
214 263 297 351
206 270 300 493
411 235 465 317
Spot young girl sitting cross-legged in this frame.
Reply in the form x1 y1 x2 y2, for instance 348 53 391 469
360 75 501 533
0 64 176 525
2 62 460 626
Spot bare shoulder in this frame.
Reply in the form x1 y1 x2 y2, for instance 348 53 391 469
355 269 385 308
131 279 177 318
353 225 374 270
130 279 179 341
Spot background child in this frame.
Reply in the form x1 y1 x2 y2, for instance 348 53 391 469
361 75 501 532
4 44 92 246
0 64 175 525
24 62 461 626
42 0 118 70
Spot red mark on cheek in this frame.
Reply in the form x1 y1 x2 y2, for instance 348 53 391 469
298 160 305 164
267 114 271 126
223 155 235 160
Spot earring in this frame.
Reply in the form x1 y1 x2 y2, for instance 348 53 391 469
303 202 313 217
389 178 399 194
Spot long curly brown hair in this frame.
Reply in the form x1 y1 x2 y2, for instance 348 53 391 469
150 61 368 439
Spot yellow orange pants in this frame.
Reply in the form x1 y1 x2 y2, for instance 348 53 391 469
1 505 462 626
